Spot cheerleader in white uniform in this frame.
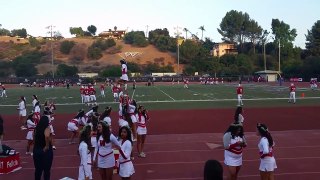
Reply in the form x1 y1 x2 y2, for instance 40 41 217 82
100 106 112 131
118 126 135 179
17 96 27 130
136 105 150 158
93 121 120 180
128 100 138 141
256 123 277 180
44 108 56 149
78 125 93 180
26 113 36 155
234 106 244 124
68 110 86 144
33 101 41 125
223 123 247 180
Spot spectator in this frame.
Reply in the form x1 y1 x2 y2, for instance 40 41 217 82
256 123 277 180
223 123 247 180
0 115 4 154
33 116 53 180
204 159 223 180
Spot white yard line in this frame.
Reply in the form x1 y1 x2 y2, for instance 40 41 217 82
155 86 176 101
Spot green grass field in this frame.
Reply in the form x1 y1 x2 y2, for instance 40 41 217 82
1 83 320 115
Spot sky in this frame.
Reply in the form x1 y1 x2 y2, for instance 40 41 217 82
1 0 319 48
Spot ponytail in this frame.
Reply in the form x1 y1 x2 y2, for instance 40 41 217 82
257 123 274 147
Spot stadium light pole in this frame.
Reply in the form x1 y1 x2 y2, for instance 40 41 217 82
46 25 55 79
278 40 281 73
174 26 182 84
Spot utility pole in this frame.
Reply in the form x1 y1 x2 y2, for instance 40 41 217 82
278 40 281 73
46 25 55 79
263 42 266 71
174 26 182 81
145 25 149 39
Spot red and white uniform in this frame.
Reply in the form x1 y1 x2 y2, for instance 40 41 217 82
136 112 149 135
118 139 135 177
183 79 189 88
120 64 129 81
78 141 92 180
67 118 80 132
26 118 36 140
93 134 120 168
33 105 41 125
289 84 296 103
89 86 96 102
237 85 244 106
128 104 137 123
83 87 90 103
223 133 246 166
112 86 120 99
258 137 277 171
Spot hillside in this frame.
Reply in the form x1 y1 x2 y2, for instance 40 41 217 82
0 36 179 74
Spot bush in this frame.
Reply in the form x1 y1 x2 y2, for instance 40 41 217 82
60 40 76 54
69 43 86 62
87 46 102 60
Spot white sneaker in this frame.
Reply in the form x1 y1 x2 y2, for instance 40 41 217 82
21 126 27 130
52 146 56 150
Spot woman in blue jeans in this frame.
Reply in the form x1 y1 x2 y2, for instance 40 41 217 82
33 115 53 180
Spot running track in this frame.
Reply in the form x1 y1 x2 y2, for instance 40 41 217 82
2 106 320 180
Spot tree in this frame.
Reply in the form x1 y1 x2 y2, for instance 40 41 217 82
87 25 97 36
56 64 78 77
218 10 250 48
69 27 84 37
11 28 27 38
199 25 205 41
271 19 297 49
305 20 320 56
15 63 38 77
60 40 76 54
179 40 201 63
0 26 10 36
100 65 121 77
246 19 263 54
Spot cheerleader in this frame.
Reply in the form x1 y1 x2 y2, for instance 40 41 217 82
223 123 247 180
118 126 135 179
17 96 27 130
119 59 128 90
68 110 86 144
93 121 120 180
89 115 99 159
136 105 149 158
44 108 56 150
32 95 38 108
128 100 137 141
33 101 41 125
256 123 277 180
100 106 112 130
78 125 93 180
234 107 244 124
26 112 36 155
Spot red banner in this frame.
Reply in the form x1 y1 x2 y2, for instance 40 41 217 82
0 153 21 174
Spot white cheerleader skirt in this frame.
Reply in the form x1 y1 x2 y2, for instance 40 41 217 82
259 156 277 171
137 127 147 135
224 150 242 166
119 161 135 178
19 109 27 116
68 122 78 132
97 152 115 169
121 74 129 81
26 130 34 140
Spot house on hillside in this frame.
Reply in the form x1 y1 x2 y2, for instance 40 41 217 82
212 42 238 57
99 30 126 39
